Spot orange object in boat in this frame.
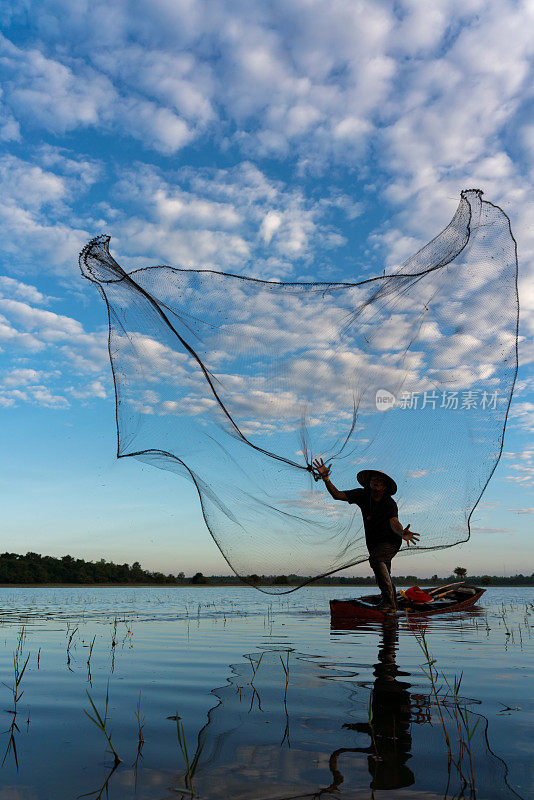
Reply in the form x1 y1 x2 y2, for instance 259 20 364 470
404 586 434 603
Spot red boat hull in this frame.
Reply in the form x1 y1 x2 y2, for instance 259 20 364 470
330 588 486 622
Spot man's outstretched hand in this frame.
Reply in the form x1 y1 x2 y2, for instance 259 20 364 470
402 524 420 546
312 457 331 480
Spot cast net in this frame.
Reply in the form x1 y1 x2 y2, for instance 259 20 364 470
79 190 518 591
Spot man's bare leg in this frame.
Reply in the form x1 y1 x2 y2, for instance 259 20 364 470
369 557 397 609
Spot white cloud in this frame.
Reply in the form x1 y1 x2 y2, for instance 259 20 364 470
509 401 534 431
0 299 86 341
406 469 428 479
501 447 534 486
0 314 45 352
2 367 52 387
92 44 214 127
69 380 108 400
0 200 90 274
0 154 66 209
0 0 394 162
0 294 109 392
0 168 87 274
120 98 194 154
0 33 113 133
0 283 110 408
2 0 533 187
0 89 20 141
360 2 534 361
38 146 101 189
0 0 531 435
116 218 251 270
0 33 196 155
259 211 282 245
29 385 69 407
0 151 104 274
468 525 515 534
0 382 69 408
154 189 242 229
0 276 49 305
104 162 335 272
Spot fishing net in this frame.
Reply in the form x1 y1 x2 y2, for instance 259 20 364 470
79 190 518 591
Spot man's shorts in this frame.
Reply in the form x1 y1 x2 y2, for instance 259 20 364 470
368 541 401 566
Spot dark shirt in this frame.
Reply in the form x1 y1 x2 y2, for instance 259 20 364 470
344 488 401 551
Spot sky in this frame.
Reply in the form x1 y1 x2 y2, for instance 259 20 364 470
0 0 533 578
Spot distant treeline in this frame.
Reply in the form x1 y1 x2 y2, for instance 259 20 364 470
0 553 533 585
290 573 534 587
0 553 178 585
237 573 534 587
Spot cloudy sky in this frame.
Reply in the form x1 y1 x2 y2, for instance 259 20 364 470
0 0 533 577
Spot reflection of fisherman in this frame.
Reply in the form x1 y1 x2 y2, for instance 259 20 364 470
327 620 416 792
312 462 420 611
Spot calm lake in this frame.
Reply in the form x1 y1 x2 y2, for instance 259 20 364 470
0 585 531 799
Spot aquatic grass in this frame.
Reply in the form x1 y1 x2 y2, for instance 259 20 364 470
15 627 25 657
2 651 30 717
407 615 461 772
279 651 290 700
246 652 264 685
66 626 78 668
110 619 118 673
1 646 31 771
493 603 532 649
86 635 96 684
409 619 475 795
248 684 263 712
176 711 206 793
2 725 19 771
498 702 521 714
500 605 512 638
134 690 145 763
443 672 480 791
264 603 275 635
84 681 122 766
78 761 120 800
246 652 264 712
457 706 479 789
280 651 291 747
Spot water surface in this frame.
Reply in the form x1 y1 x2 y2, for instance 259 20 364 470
0 586 531 799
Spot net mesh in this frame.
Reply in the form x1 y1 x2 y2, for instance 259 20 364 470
79 190 519 592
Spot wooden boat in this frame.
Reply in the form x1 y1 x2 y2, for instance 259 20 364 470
330 583 485 622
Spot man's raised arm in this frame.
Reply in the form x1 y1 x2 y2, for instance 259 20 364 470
312 458 347 501
390 517 420 545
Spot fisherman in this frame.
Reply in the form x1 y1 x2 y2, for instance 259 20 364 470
312 460 420 612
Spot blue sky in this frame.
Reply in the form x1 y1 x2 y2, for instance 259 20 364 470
0 0 533 578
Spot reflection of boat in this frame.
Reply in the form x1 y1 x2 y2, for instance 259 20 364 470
330 584 485 621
